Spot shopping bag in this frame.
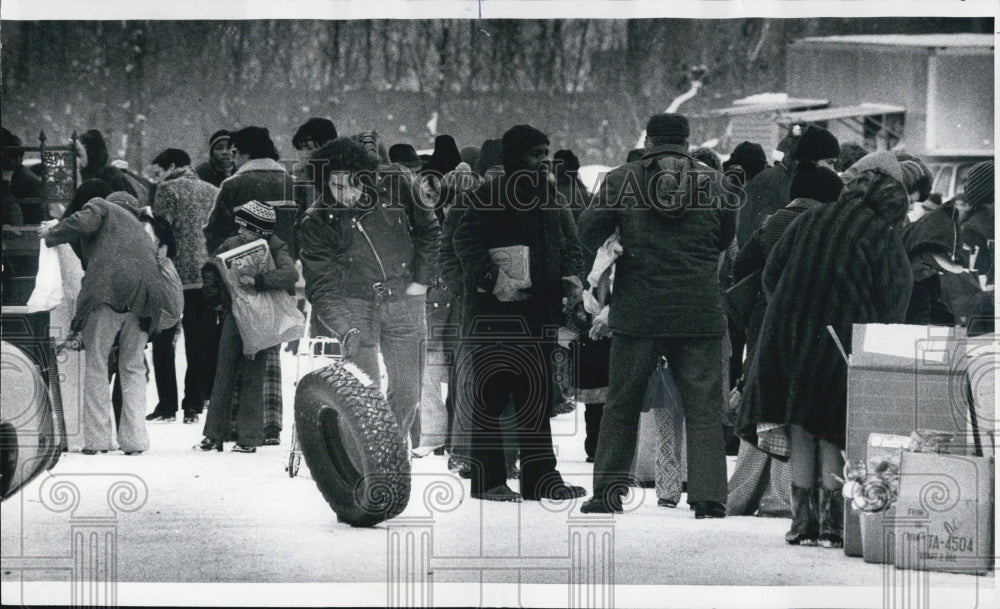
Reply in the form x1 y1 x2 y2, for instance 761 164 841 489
156 257 184 331
212 239 305 357
633 359 686 499
26 237 64 312
640 358 682 413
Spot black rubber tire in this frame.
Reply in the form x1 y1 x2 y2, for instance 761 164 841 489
294 361 410 527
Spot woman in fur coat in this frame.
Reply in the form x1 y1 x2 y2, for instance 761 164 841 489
740 152 912 548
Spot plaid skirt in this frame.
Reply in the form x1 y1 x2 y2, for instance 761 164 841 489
229 345 283 433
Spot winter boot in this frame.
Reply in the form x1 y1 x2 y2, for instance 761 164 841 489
784 485 819 546
817 487 844 548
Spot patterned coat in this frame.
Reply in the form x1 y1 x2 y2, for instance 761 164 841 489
740 198 912 446
151 166 219 289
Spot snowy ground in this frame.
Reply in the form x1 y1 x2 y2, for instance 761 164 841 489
1 337 994 608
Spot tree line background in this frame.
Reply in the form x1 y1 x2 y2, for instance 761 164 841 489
1 18 990 170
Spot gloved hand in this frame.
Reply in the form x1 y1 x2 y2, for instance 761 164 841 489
341 328 363 361
493 268 531 302
237 274 257 290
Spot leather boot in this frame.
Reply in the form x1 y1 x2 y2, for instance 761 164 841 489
818 487 844 548
784 485 819 545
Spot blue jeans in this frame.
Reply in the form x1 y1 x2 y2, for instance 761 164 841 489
318 294 426 439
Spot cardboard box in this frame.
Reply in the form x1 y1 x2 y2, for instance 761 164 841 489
844 324 972 556
861 507 896 564
893 451 994 575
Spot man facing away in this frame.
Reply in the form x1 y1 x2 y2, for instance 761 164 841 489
578 113 737 517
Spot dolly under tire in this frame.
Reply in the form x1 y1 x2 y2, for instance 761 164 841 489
294 362 410 527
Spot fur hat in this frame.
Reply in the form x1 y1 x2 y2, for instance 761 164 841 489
963 160 994 209
792 126 839 163
646 113 689 140
790 160 844 203
234 200 276 237
501 125 549 173
843 151 906 189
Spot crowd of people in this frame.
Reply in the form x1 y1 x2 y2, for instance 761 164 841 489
1 112 994 542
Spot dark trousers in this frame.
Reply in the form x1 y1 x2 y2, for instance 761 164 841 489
203 312 265 446
584 402 604 459
182 289 220 414
593 333 727 504
469 342 559 496
151 324 179 413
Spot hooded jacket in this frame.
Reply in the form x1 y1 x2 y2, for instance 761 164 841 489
577 143 737 338
44 193 165 333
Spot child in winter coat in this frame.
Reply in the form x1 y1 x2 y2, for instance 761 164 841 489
195 200 298 453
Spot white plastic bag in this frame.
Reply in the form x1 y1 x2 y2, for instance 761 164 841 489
212 239 305 357
26 238 64 312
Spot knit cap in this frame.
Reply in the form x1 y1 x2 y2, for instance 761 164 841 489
501 124 550 173
899 159 931 199
208 130 230 151
792 126 840 163
646 113 690 140
963 160 994 209
234 200 276 237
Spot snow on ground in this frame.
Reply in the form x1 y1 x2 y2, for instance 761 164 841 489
1 335 992 604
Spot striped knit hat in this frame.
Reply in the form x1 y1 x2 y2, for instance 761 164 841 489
963 160 994 209
234 200 275 237
895 152 932 201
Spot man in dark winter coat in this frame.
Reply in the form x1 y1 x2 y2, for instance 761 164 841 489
577 113 738 516
299 137 441 442
195 130 234 188
453 124 587 503
203 126 294 254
